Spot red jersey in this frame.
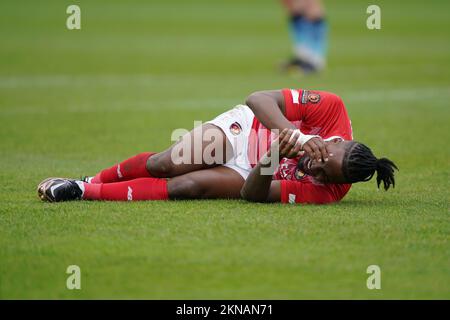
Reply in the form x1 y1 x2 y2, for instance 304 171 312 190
248 88 353 204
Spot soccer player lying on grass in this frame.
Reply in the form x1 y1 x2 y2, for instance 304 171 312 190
37 88 398 204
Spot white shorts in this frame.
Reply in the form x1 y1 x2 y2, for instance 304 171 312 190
206 104 254 179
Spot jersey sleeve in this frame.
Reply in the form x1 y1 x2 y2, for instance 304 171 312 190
282 88 304 121
280 180 351 204
282 88 353 140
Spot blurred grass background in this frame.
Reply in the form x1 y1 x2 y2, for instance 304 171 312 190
0 0 449 299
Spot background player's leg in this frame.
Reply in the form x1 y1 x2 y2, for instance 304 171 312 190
168 166 244 199
281 0 327 73
147 124 234 178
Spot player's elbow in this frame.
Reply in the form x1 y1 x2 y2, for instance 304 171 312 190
246 90 283 113
245 91 265 110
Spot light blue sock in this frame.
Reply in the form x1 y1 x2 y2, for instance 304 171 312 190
288 15 327 69
310 19 328 63
288 15 312 52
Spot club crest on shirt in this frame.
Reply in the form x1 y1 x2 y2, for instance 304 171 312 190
308 93 320 103
229 122 242 135
301 90 320 104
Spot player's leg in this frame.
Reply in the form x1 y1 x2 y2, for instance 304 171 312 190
303 0 324 20
89 166 244 201
147 124 233 178
281 0 327 73
167 166 244 199
38 166 244 202
87 152 155 184
38 104 251 201
304 0 327 70
86 123 233 183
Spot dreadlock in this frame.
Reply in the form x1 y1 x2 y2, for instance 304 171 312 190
342 142 398 190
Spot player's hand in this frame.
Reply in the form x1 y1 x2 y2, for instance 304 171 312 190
277 129 331 162
301 136 330 162
277 128 303 158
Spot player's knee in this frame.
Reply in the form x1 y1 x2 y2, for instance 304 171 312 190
168 177 206 199
146 153 175 178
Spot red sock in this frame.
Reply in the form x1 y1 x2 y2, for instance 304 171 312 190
83 178 168 201
91 152 155 184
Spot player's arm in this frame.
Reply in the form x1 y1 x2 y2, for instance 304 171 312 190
240 155 280 202
246 90 329 162
245 90 297 132
241 129 299 202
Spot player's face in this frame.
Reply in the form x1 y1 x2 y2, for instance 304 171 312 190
300 140 350 184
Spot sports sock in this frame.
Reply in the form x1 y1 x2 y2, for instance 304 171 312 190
82 178 168 201
90 152 155 184
310 18 327 67
289 15 327 70
289 15 310 52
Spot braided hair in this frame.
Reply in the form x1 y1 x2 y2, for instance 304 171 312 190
342 142 398 190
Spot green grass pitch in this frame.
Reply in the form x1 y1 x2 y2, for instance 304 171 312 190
0 0 449 299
